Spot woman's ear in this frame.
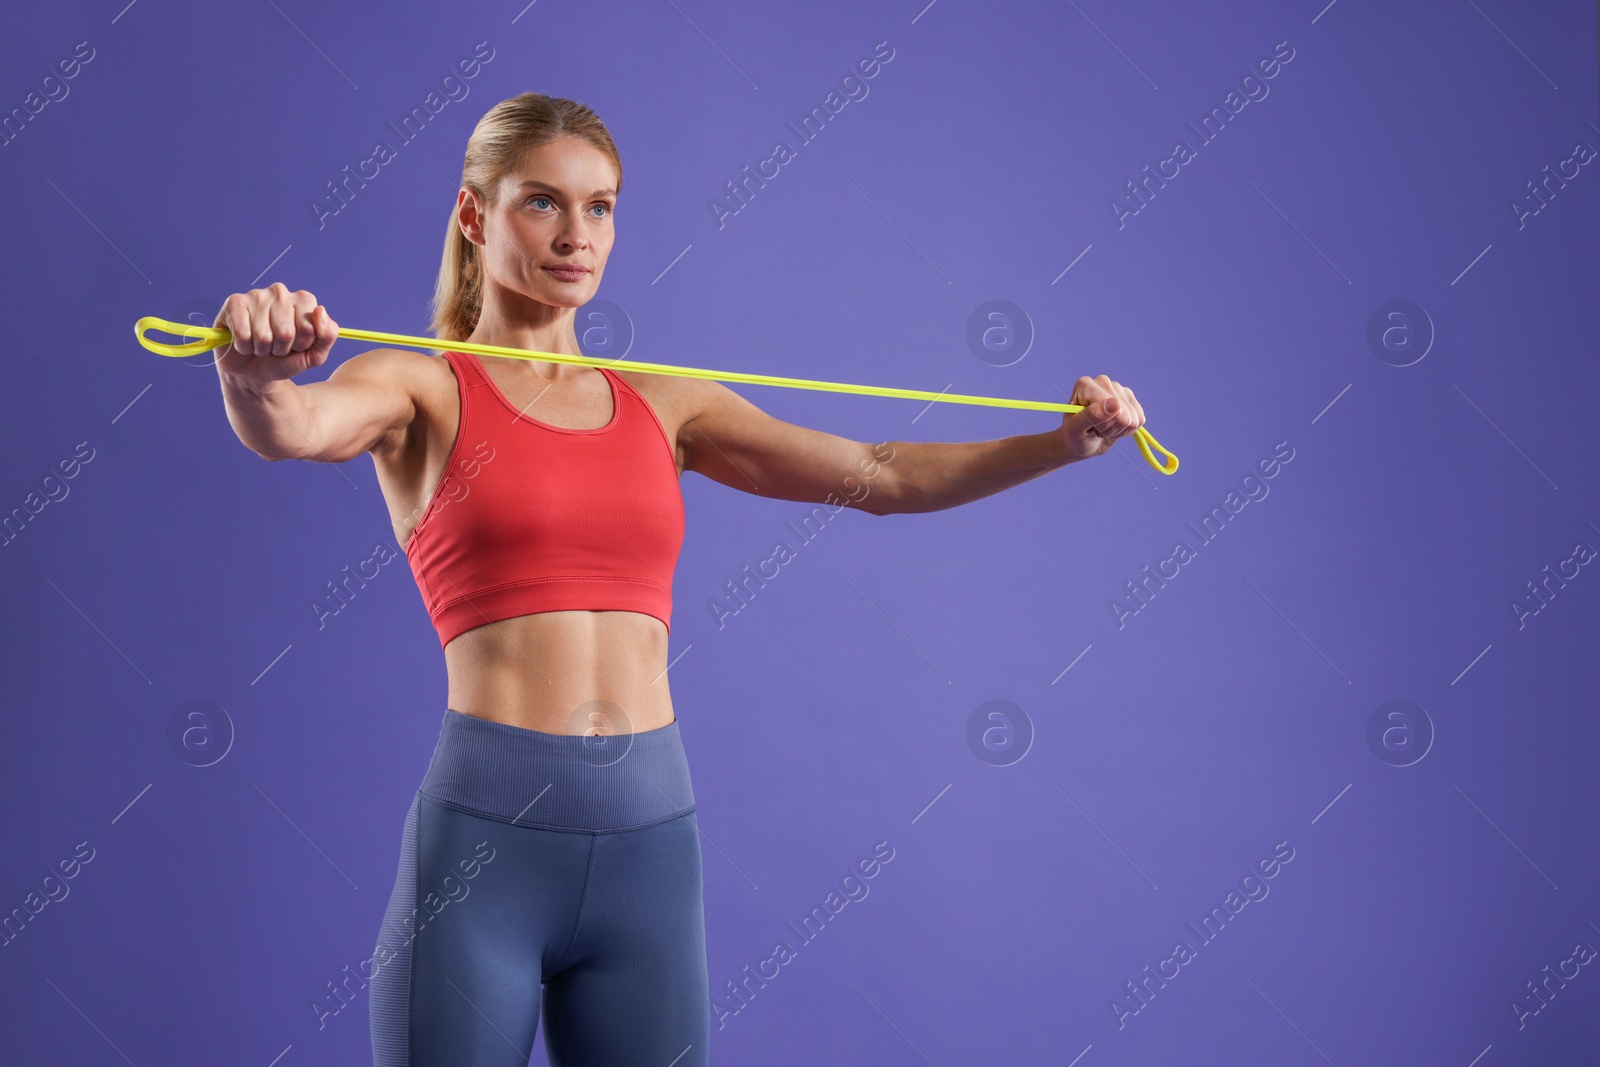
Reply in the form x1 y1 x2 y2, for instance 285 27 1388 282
457 187 487 248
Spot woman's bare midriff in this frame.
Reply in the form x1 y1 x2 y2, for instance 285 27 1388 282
371 347 689 737
443 610 676 736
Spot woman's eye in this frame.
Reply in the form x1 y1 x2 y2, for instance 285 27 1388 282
529 195 552 209
589 204 610 218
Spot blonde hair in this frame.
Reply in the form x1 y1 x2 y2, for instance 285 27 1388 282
430 92 623 343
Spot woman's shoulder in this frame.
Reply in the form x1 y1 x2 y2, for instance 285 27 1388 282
341 345 459 381
610 364 709 433
332 346 460 415
611 364 716 408
341 344 447 368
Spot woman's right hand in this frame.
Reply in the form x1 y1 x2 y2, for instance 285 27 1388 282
213 282 339 384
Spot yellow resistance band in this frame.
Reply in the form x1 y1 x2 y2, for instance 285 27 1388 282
134 315 1178 474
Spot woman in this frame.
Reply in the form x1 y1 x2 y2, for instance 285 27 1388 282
213 92 1146 1067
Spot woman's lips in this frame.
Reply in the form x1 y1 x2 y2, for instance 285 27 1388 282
542 266 589 282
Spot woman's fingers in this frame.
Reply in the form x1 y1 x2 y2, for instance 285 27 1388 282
291 289 319 355
247 289 273 357
1124 387 1145 429
266 283 296 357
1066 374 1153 456
1114 384 1140 438
1075 375 1149 442
220 293 250 357
1093 375 1127 438
307 304 339 366
1104 376 1145 439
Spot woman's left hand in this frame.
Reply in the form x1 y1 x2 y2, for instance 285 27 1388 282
1056 374 1146 463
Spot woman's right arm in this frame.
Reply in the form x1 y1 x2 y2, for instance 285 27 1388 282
215 282 417 463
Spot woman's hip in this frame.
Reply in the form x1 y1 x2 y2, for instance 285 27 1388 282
417 707 696 833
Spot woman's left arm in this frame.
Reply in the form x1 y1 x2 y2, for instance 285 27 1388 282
675 372 1145 517
891 373 1146 513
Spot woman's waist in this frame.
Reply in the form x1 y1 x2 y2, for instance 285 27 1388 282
448 608 668 691
443 685 677 738
418 706 695 833
445 611 674 726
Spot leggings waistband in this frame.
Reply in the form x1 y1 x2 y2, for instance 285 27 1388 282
418 708 696 833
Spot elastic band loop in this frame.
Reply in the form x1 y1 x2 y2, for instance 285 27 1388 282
134 314 1179 474
134 316 230 358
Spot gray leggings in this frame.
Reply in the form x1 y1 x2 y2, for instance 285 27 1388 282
370 708 709 1066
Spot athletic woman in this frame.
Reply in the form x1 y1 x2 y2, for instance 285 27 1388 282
213 92 1147 1067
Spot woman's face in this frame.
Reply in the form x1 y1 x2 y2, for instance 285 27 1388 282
468 135 618 310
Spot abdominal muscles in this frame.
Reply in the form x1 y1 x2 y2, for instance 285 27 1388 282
441 609 674 735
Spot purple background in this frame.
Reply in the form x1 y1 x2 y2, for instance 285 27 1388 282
3 0 1598 1064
